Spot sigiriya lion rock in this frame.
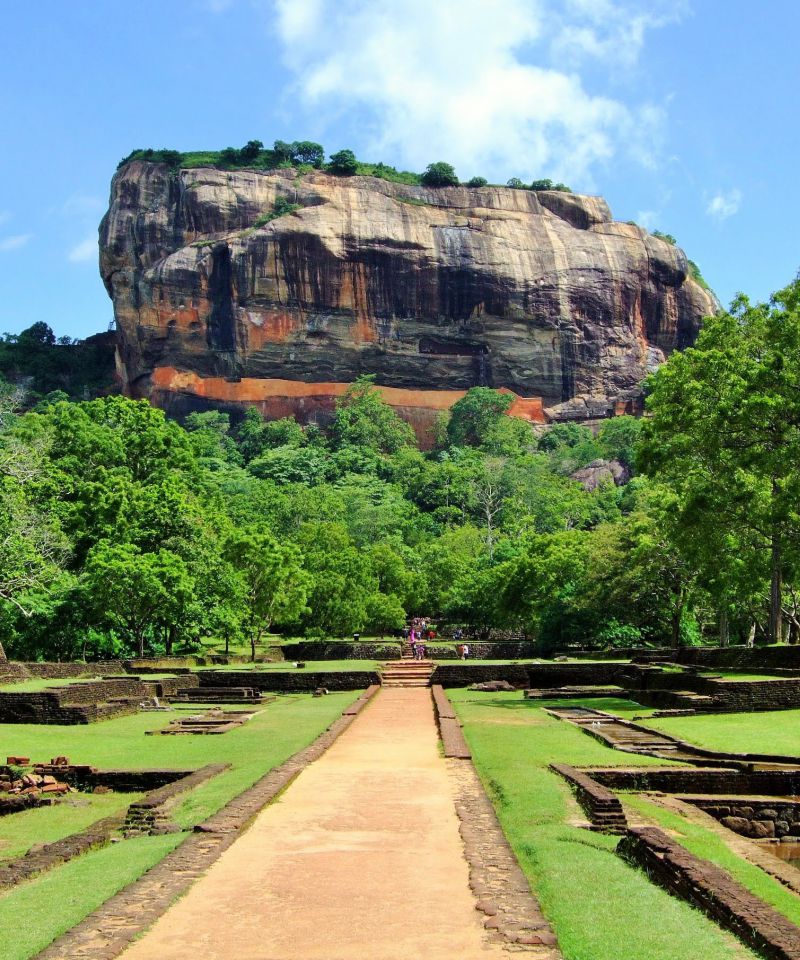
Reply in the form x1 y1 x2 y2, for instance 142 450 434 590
100 160 717 439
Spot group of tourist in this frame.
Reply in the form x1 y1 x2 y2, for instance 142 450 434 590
404 622 470 660
406 618 436 660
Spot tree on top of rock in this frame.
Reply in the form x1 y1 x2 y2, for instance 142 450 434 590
327 149 359 176
421 162 459 187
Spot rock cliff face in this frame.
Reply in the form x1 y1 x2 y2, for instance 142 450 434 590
100 161 716 437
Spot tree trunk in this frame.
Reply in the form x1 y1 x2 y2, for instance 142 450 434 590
671 588 685 651
165 625 175 656
770 531 783 644
250 634 256 662
224 633 230 656
137 632 144 658
719 608 729 647
0 639 7 661
747 622 756 647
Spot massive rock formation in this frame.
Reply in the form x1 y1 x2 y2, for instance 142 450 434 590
100 161 716 437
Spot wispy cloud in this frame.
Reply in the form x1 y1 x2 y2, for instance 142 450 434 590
706 188 742 221
61 194 105 218
0 233 32 252
272 0 686 186
636 210 658 230
68 234 98 263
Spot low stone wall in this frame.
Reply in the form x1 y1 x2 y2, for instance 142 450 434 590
550 763 627 833
619 825 800 960
529 662 630 687
34 764 195 792
197 669 380 692
686 797 800 840
432 664 530 688
430 685 470 759
123 763 229 836
0 678 161 724
676 646 800 671
0 661 124 684
708 678 800 711
591 766 800 796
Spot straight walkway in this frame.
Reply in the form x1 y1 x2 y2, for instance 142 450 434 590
121 688 509 960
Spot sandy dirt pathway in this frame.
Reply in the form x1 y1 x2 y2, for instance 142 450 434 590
120 687 508 960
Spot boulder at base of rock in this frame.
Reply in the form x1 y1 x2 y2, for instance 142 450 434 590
571 459 631 491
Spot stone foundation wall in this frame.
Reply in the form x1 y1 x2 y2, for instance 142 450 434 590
432 664 531 688
591 767 800 796
550 763 627 832
688 797 800 840
676 646 800 671
197 669 380 691
529 663 629 686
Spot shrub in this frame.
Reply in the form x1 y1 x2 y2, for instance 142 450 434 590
327 149 359 176
530 179 572 192
421 162 459 187
652 230 677 246
467 176 488 187
253 196 301 227
506 177 525 189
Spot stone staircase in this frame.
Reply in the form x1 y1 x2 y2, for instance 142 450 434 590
380 660 435 688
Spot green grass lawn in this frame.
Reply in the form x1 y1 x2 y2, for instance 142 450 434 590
0 833 183 960
0 791 138 862
0 692 356 960
450 690 758 960
648 707 800 756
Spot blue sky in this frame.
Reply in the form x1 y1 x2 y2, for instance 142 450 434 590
1 0 797 339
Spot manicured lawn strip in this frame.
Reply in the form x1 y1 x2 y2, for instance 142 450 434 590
647 708 800 756
622 794 800 925
450 691 757 960
0 834 183 960
0 791 138 862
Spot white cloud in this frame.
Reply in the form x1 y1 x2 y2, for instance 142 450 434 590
0 233 32 252
61 194 105 217
68 234 98 263
706 188 742 221
271 0 684 186
636 210 658 230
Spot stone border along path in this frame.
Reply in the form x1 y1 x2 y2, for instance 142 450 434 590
33 686 379 960
75 685 560 960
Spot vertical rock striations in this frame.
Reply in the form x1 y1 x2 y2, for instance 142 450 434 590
100 162 717 435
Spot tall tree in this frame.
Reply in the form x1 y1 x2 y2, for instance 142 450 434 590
640 280 800 643
224 529 309 659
